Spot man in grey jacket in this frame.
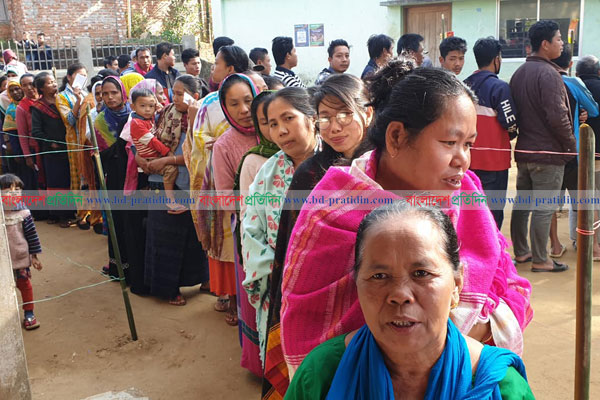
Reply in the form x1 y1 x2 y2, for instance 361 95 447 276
510 20 574 273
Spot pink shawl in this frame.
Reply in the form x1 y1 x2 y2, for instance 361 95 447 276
280 151 533 373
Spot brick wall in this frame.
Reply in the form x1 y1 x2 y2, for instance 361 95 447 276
3 0 181 42
0 23 10 39
5 0 129 40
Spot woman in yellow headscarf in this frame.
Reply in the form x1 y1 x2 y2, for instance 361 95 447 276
120 72 144 99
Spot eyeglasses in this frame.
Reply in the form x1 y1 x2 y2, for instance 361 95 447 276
316 112 354 130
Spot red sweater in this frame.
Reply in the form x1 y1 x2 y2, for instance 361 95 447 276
130 116 170 158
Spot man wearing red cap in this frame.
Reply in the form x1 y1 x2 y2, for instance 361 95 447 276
3 49 28 77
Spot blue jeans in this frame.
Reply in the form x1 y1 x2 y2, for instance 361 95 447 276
472 169 509 230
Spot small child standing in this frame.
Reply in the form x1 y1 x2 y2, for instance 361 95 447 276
1 174 42 330
129 88 183 211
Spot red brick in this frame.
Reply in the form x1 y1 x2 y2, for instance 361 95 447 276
3 0 170 41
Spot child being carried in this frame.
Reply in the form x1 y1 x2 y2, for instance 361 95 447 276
130 88 184 212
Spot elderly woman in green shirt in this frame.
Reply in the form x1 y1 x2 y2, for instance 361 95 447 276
286 201 534 400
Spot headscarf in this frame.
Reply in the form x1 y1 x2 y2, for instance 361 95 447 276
128 78 157 104
5 66 19 76
120 72 144 98
18 90 37 114
325 320 528 400
3 80 22 131
91 81 102 106
130 78 157 95
3 49 16 64
233 90 279 192
95 76 131 150
102 76 130 133
218 73 259 135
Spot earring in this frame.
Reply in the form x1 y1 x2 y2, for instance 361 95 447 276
450 302 458 310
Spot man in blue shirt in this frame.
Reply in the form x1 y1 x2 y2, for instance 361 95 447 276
361 34 393 79
315 39 350 85
145 42 180 101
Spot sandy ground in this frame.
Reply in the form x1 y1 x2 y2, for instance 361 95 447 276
16 166 600 399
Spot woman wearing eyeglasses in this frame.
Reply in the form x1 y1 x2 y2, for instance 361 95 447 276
260 73 374 399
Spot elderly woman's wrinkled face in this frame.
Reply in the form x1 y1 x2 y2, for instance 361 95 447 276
8 84 24 102
355 214 461 356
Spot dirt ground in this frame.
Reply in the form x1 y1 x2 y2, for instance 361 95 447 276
17 166 600 399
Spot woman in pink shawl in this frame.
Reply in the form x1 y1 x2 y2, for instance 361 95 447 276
280 66 533 379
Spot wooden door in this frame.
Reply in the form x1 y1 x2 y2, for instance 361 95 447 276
404 4 452 67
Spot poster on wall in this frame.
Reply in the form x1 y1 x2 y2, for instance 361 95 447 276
294 24 309 47
309 24 324 46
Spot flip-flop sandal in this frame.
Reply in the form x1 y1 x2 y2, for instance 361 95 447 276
77 220 91 230
23 316 40 330
93 223 104 234
531 260 569 272
169 295 186 306
59 219 76 228
214 298 229 312
514 256 533 264
101 265 111 276
549 245 566 258
225 311 238 326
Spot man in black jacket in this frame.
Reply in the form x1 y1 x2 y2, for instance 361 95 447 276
509 20 573 273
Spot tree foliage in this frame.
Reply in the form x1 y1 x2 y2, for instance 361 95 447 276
162 0 203 42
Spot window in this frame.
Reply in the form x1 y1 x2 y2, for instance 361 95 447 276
498 0 581 58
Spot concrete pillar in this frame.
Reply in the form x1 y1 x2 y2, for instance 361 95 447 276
0 207 32 400
182 35 197 50
200 60 212 82
76 37 95 77
211 0 224 37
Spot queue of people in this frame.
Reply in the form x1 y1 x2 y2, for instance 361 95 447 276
4 18 600 398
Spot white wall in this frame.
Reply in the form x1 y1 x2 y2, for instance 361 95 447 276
214 0 402 85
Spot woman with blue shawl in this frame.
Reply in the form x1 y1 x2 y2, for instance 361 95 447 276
94 76 139 281
286 201 534 400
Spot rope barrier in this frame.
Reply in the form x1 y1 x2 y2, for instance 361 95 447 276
0 131 97 158
41 245 116 279
0 131 597 158
0 147 99 158
10 244 123 307
1 130 96 148
471 146 599 157
575 220 600 236
19 278 120 306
